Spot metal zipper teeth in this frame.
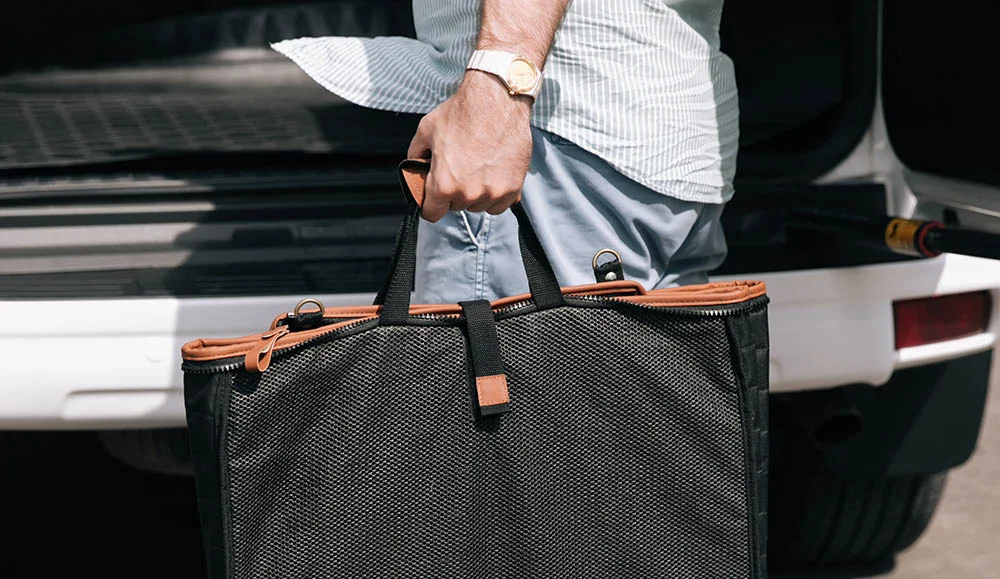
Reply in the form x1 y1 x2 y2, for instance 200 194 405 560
183 293 768 374
182 359 247 374
573 293 770 317
493 293 769 317
410 312 460 320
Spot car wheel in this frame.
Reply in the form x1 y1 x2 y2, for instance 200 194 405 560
769 467 947 569
98 429 194 477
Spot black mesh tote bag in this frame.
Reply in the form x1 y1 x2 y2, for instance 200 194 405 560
181 159 771 579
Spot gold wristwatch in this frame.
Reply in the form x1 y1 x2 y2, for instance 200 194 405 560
466 49 543 99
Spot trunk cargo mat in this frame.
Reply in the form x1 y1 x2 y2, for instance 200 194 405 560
0 83 417 170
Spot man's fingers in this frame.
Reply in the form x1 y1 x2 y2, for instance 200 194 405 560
468 184 519 213
485 191 521 216
467 191 500 213
420 170 452 223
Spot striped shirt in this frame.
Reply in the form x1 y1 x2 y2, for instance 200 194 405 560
273 0 738 204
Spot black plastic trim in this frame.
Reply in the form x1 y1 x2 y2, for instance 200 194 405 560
713 183 917 276
0 156 406 204
772 350 993 479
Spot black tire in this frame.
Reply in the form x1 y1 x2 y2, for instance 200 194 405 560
769 470 947 569
98 429 194 477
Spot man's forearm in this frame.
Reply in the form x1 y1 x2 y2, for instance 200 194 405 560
407 1 571 221
476 0 571 69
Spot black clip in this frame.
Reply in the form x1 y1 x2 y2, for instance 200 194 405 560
592 249 625 283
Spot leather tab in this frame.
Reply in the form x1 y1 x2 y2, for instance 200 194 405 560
476 375 511 415
244 326 289 373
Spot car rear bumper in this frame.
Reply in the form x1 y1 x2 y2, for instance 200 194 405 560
717 253 1000 393
2 253 999 430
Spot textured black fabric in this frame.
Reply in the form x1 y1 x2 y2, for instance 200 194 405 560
197 299 769 578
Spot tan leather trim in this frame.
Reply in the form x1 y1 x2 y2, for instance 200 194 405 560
181 316 376 363
490 280 645 309
266 280 647 329
181 280 766 367
630 280 767 306
476 374 510 407
400 161 429 207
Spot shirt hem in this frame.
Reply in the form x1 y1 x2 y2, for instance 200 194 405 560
272 39 735 205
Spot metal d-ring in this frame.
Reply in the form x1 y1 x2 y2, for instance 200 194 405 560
592 248 622 270
293 298 326 318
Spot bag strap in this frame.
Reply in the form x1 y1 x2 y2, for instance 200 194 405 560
376 159 565 324
460 299 510 416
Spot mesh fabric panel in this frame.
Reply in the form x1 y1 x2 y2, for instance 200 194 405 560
226 304 753 578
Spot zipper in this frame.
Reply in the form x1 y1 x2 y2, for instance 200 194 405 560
410 312 461 320
182 292 768 375
572 294 770 318
492 293 769 318
263 317 375 363
182 317 378 375
181 358 247 374
496 300 534 315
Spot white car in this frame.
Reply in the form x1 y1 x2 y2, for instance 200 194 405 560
1 0 997 572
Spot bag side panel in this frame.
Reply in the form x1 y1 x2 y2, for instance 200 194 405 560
726 306 772 578
184 371 234 579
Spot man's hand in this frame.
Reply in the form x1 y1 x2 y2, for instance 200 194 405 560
407 72 533 223
406 0 571 223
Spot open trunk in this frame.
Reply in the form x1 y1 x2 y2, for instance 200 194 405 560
0 0 884 298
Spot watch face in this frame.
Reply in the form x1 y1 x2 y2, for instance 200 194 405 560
506 57 539 93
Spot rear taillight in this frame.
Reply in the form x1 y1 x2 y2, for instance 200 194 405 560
893 291 992 349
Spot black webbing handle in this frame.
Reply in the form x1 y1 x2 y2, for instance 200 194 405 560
459 299 511 416
376 159 565 324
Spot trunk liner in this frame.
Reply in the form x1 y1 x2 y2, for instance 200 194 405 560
0 67 419 171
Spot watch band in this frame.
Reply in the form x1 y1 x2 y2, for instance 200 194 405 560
466 49 543 98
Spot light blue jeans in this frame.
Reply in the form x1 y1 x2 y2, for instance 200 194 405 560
413 128 728 304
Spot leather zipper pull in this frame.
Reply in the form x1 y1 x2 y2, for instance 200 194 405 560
245 326 290 373
459 300 510 417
